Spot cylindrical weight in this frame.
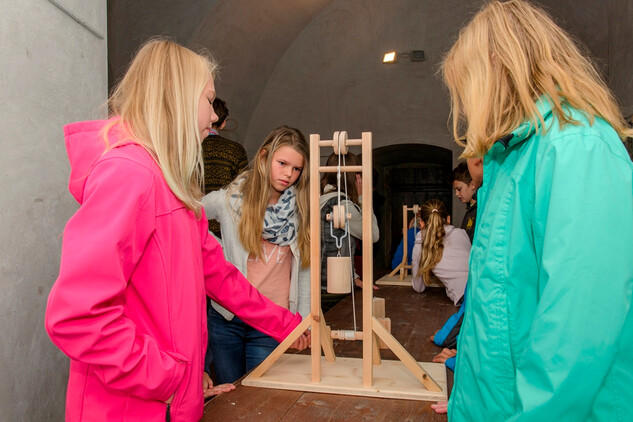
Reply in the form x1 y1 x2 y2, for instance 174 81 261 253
326 256 352 294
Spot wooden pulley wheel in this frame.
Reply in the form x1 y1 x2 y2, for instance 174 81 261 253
331 205 346 229
332 131 340 155
412 204 420 214
332 131 349 155
337 131 348 154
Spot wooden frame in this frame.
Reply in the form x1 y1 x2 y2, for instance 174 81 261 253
376 204 443 288
243 131 446 401
376 205 418 286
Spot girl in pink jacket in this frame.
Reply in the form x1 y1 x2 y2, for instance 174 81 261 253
45 39 309 422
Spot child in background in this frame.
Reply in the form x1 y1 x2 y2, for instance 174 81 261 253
411 199 470 305
451 161 478 242
45 39 308 422
319 152 379 313
202 126 311 384
430 156 484 375
430 159 484 415
442 1 633 420
201 97 248 237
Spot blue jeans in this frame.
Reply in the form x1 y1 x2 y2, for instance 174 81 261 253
207 304 280 384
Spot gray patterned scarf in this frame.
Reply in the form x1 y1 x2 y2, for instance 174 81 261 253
262 186 298 246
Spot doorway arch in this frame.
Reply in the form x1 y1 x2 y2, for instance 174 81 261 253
370 143 453 271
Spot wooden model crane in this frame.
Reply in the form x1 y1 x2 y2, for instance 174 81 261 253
242 131 447 401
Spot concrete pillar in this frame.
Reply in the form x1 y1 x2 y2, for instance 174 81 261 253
0 0 107 419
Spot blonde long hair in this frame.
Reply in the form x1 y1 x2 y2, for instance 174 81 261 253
106 38 218 217
442 0 633 158
416 199 449 285
233 126 311 268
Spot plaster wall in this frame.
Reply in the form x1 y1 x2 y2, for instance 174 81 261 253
0 0 107 419
609 0 633 115
107 0 218 89
240 0 475 158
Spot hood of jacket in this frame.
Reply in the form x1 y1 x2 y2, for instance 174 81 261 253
319 184 351 208
64 118 136 204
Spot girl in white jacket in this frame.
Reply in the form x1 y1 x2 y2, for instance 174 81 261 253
411 199 470 305
201 126 311 384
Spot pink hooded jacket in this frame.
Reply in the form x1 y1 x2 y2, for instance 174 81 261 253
45 119 302 422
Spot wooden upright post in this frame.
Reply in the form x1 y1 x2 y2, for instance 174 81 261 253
309 133 322 382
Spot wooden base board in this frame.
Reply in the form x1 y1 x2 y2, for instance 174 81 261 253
242 354 447 402
375 274 443 288
375 274 412 286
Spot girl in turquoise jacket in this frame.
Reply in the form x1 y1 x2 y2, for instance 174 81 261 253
440 1 633 420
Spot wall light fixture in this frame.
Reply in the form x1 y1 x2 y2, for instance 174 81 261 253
383 52 397 63
382 50 425 64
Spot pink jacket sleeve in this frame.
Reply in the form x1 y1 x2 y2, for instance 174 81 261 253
45 157 185 402
199 214 302 342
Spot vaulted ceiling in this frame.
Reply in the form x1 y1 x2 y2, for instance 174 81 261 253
108 0 633 156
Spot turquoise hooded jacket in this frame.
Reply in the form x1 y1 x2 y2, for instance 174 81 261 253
448 100 633 421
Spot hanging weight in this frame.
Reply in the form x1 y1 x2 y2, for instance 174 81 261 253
326 256 352 294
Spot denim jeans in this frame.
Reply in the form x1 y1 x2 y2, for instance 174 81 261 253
207 304 280 384
204 300 214 375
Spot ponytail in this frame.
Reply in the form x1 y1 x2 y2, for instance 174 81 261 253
417 199 449 284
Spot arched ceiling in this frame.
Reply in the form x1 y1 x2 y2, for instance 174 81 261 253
108 0 631 156
189 0 334 148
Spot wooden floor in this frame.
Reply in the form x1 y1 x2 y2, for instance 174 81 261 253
202 285 457 421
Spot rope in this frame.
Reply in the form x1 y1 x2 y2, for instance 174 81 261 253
332 132 357 331
341 152 358 331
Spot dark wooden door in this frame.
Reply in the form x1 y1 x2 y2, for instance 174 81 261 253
386 164 453 259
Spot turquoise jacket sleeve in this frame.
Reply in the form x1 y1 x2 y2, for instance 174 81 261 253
509 129 633 421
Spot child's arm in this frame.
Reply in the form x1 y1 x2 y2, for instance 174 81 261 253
200 189 223 221
45 158 184 403
199 212 303 343
410 231 426 293
345 199 379 243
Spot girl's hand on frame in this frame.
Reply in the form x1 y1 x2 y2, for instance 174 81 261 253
203 371 235 398
290 329 311 351
432 348 457 363
431 400 448 414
